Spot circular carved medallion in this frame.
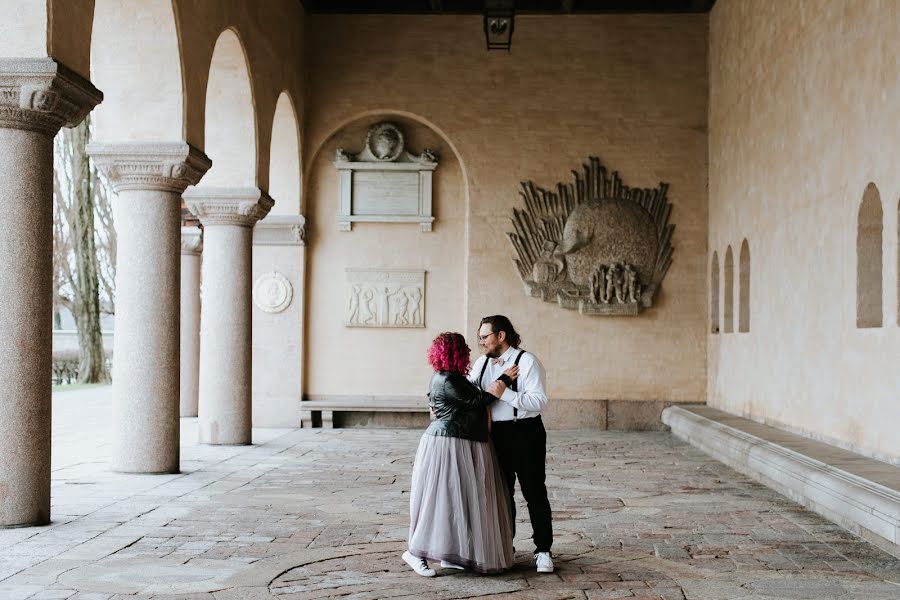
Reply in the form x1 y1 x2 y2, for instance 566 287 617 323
253 272 293 314
365 122 404 162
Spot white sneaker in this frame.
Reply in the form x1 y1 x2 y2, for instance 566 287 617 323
402 551 436 577
535 551 554 573
440 559 465 570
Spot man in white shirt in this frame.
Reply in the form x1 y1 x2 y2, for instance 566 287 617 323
470 315 554 574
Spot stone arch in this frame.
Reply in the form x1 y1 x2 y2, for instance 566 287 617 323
724 245 734 333
307 108 470 215
304 111 469 398
202 28 257 187
857 183 882 328
739 238 750 333
90 0 184 141
710 251 719 334
268 92 301 215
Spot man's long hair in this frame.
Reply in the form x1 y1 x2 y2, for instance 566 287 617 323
479 315 521 348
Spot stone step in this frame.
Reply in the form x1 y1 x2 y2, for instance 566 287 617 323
663 405 900 559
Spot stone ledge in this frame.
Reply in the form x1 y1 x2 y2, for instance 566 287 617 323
663 405 900 559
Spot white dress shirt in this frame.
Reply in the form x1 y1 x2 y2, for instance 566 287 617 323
469 346 548 422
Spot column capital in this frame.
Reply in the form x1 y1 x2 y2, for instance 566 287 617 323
181 226 203 255
88 142 212 194
0 58 102 135
254 215 307 247
183 187 274 227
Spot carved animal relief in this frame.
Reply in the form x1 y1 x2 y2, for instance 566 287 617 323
508 157 674 316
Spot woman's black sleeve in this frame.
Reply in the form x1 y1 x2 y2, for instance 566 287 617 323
443 374 493 409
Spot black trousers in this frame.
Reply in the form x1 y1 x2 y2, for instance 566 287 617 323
490 415 553 553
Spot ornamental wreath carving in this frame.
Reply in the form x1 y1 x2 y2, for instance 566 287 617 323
508 156 674 316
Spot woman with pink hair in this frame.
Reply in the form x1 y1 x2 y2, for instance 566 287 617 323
402 332 516 576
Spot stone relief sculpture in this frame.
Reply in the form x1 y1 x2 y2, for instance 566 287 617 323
508 156 674 316
346 268 425 328
253 272 293 314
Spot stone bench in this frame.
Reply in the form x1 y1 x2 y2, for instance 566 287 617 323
663 405 900 559
300 396 430 429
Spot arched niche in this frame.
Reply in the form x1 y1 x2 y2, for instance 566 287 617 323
90 0 184 141
724 245 734 333
710 251 720 334
857 183 882 328
268 92 301 215
202 28 256 187
739 238 750 333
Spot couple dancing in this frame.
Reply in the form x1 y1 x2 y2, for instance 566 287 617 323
402 315 553 576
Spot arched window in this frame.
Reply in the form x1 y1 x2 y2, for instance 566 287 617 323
710 251 720 334
724 245 734 333
857 183 882 328
739 239 750 332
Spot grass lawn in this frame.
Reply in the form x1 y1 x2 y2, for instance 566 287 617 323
51 383 107 392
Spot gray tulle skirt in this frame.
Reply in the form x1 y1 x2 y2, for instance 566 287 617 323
408 433 514 574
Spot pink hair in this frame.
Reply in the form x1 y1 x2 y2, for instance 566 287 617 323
427 332 471 375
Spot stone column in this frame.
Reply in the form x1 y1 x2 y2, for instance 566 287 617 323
0 59 102 527
180 227 203 417
183 187 273 445
89 144 211 473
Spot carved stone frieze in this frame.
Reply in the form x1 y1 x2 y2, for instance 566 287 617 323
88 143 212 193
253 271 293 314
508 156 675 316
0 58 103 136
253 215 307 246
345 268 425 328
180 227 203 255
183 187 274 227
334 121 438 232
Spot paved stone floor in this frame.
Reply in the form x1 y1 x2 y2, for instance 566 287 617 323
1 387 899 599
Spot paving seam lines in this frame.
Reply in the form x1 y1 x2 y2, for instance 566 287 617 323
0 428 301 585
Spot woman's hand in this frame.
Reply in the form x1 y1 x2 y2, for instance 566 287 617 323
487 380 506 398
503 365 519 380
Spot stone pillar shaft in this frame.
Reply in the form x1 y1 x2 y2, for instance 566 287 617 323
184 187 273 445
89 143 210 473
180 228 203 418
0 58 101 527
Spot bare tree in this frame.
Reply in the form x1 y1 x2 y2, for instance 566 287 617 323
53 116 115 383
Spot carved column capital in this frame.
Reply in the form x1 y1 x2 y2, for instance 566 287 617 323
253 215 307 246
0 58 102 135
181 227 203 255
87 143 212 194
182 187 274 227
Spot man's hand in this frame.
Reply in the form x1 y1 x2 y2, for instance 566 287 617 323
487 380 506 398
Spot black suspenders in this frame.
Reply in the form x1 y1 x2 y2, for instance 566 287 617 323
479 350 526 419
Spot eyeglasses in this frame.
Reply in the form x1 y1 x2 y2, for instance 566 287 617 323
478 332 497 342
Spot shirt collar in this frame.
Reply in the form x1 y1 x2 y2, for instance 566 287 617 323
498 346 517 363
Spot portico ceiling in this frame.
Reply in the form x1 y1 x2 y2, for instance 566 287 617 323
301 0 717 14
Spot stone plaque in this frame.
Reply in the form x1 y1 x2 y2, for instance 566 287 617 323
253 271 293 314
352 171 419 215
346 268 425 328
334 121 438 232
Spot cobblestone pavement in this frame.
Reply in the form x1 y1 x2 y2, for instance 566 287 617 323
1 388 899 599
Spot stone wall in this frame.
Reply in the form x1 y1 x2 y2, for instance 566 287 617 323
303 14 709 427
708 0 900 461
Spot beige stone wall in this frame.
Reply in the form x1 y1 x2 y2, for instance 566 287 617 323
708 0 900 461
305 116 467 398
304 15 709 413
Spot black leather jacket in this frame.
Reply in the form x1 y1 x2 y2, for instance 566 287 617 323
425 371 495 442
